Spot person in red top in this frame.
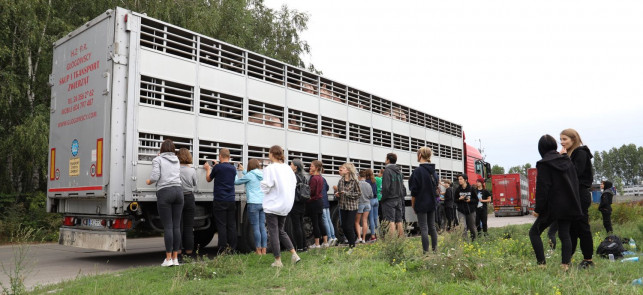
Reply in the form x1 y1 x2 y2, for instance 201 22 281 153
307 160 328 248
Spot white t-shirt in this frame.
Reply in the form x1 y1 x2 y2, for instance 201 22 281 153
260 162 297 216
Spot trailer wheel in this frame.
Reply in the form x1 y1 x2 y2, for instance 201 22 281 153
238 208 255 254
330 205 345 244
193 219 216 252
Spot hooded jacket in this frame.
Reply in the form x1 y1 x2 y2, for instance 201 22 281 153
235 169 264 204
381 164 406 201
149 152 181 190
409 163 438 213
534 151 583 220
569 146 594 189
599 181 614 213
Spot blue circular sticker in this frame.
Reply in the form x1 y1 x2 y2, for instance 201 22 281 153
71 139 79 157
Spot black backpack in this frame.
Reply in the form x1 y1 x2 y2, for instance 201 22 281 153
596 235 626 259
295 174 311 202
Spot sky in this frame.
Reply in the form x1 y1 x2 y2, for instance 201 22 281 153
264 0 643 170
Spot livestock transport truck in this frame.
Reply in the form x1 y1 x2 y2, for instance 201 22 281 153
47 8 488 252
491 174 529 217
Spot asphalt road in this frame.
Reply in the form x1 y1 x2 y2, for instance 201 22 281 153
0 213 535 290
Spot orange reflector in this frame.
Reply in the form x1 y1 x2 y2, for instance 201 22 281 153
50 148 56 180
96 138 103 177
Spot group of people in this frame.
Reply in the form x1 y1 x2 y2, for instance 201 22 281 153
528 128 612 271
145 127 610 270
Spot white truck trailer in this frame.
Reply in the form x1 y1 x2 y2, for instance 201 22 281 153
47 7 466 252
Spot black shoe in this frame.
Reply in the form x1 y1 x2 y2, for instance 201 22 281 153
578 260 594 269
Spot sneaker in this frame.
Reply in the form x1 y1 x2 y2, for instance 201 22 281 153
356 238 363 243
292 254 301 264
322 243 330 248
578 260 594 269
369 237 377 243
161 259 173 267
309 244 320 249
172 258 180 266
346 248 354 255
271 260 283 268
330 238 338 246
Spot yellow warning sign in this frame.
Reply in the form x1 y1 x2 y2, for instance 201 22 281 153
69 158 80 176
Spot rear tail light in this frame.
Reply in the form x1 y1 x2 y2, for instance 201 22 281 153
110 218 132 229
63 216 74 226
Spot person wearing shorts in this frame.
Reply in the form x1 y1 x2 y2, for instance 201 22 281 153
380 153 406 237
356 171 373 243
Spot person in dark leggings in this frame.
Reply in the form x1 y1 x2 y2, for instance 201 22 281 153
146 139 184 267
334 162 361 251
442 179 456 231
259 145 300 267
474 178 491 237
289 158 307 251
455 174 478 241
178 148 197 259
409 147 439 253
204 148 238 253
307 160 328 248
598 180 614 233
560 128 594 269
529 134 583 270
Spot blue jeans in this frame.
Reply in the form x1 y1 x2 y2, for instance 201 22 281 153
368 198 379 235
322 207 336 239
247 203 267 248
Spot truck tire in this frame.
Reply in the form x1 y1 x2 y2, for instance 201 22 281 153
330 205 345 244
193 219 216 252
238 208 255 254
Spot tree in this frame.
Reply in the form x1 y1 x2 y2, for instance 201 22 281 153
507 163 531 178
0 0 317 194
592 143 643 188
491 164 505 176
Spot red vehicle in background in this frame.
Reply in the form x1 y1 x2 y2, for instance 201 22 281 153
464 143 491 184
527 168 537 212
491 174 529 217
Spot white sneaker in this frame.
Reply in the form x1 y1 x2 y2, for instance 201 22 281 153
322 243 330 248
356 238 363 243
161 259 173 267
309 244 320 249
172 258 180 266
292 254 301 264
271 260 283 267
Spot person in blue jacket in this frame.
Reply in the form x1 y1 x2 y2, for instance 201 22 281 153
235 159 266 255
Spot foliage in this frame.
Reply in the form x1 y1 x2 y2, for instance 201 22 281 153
0 193 62 244
0 0 316 194
490 164 505 176
0 226 38 295
593 144 643 188
507 163 531 178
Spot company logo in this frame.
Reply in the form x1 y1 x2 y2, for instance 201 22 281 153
71 139 79 157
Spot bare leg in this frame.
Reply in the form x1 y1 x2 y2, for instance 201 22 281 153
362 212 370 241
355 213 363 240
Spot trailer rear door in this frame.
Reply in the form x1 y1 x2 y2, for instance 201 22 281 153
48 12 114 197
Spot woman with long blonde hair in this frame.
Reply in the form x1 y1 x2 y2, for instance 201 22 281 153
333 162 361 250
560 128 594 269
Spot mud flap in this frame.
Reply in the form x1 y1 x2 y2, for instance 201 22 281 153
59 228 126 252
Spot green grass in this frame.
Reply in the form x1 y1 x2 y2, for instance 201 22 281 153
30 205 643 295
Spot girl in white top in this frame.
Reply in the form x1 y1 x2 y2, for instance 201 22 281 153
260 145 301 267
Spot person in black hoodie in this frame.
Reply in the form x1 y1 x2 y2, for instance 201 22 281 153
381 153 406 237
442 179 457 231
560 128 594 269
598 180 614 233
455 174 478 241
529 135 583 269
474 178 491 237
409 147 439 253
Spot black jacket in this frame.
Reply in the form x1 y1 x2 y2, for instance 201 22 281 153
455 184 478 214
534 151 583 220
409 163 438 213
444 187 455 208
569 146 593 189
474 188 491 212
599 190 613 213
382 164 406 201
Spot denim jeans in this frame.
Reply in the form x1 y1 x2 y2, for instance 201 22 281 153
368 198 379 235
417 211 438 252
157 186 184 253
247 203 267 248
266 213 294 258
322 208 336 239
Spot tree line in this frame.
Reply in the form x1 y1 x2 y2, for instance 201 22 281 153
0 0 315 195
